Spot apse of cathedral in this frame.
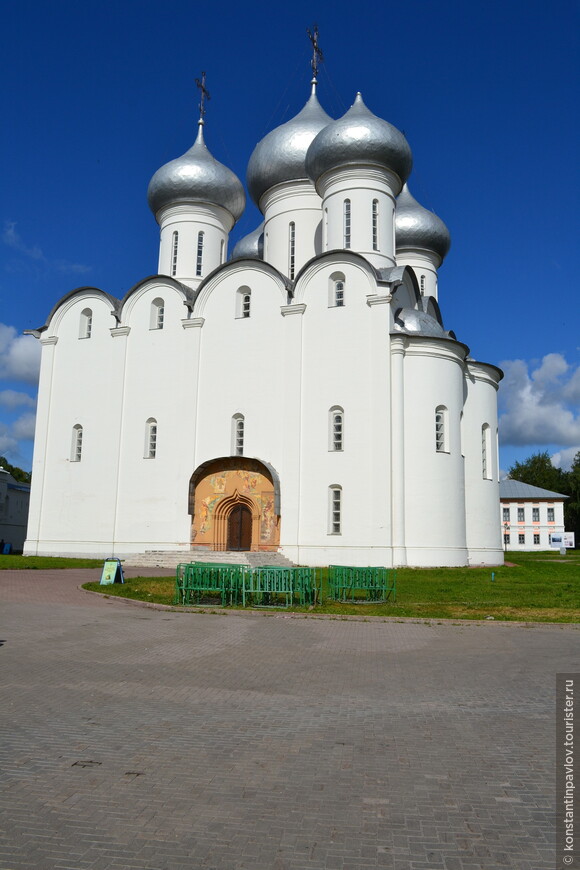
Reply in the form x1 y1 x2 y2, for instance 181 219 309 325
24 43 503 567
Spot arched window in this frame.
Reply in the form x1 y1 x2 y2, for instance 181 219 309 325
324 207 328 249
288 222 296 280
79 308 92 339
343 199 351 249
236 287 251 319
329 272 346 308
145 418 157 459
329 407 344 451
232 414 244 456
71 425 83 462
372 199 379 250
196 231 204 277
150 298 165 330
482 424 491 479
171 231 179 276
435 406 448 453
328 485 342 535
420 274 426 294
220 239 225 264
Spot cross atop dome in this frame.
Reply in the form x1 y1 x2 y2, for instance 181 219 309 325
194 71 211 126
307 24 324 85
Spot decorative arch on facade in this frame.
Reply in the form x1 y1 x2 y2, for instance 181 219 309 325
188 456 281 552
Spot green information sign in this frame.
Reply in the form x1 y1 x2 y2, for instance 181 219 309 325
100 558 124 585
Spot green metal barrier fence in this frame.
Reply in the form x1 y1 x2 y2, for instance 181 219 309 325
327 565 396 602
175 563 319 608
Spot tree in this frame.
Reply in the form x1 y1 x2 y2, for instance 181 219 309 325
0 456 31 484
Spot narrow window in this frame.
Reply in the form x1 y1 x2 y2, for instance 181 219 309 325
242 293 251 318
329 407 344 451
518 533 525 545
79 308 92 339
517 507 524 522
533 534 540 545
532 507 539 522
547 507 555 522
329 485 342 534
71 425 83 462
196 231 204 277
504 533 510 546
151 298 165 330
335 280 344 307
435 406 447 453
324 207 328 249
420 275 426 294
236 287 251 318
372 199 379 251
145 418 157 458
232 414 244 456
482 424 491 479
171 231 179 276
502 507 510 522
220 239 225 264
343 199 351 249
288 222 296 280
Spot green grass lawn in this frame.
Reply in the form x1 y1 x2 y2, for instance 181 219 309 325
0 555 104 569
82 550 580 623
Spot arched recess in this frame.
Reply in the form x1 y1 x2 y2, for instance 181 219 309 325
188 457 280 552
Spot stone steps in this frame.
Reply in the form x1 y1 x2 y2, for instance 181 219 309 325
122 550 295 570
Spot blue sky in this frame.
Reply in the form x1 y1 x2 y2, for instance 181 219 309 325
1 0 579 474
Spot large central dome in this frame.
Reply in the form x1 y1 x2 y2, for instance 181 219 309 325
246 85 332 209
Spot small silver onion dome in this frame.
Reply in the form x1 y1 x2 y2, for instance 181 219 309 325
393 307 447 338
306 93 413 187
148 123 245 222
395 184 451 261
231 223 264 260
247 84 333 208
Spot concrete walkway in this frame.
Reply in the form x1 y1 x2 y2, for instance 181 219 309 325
0 569 576 869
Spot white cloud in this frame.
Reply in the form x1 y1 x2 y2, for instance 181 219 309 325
499 353 580 447
0 389 36 410
0 324 41 384
2 221 90 275
11 412 36 440
551 446 580 472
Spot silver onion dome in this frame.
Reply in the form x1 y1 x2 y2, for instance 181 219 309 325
392 307 447 338
395 184 451 261
231 223 264 260
147 123 245 223
305 93 413 187
246 84 333 209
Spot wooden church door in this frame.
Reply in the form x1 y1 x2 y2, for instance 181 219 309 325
227 504 252 551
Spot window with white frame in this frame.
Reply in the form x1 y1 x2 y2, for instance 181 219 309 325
220 239 225 264
533 533 540 545
343 199 351 249
518 533 525 545
329 272 346 308
517 507 524 522
482 424 491 479
236 286 251 319
435 406 448 452
504 533 510 546
328 485 342 534
372 199 379 250
288 222 295 280
150 298 165 330
329 407 344 451
145 418 157 458
334 280 345 307
71 424 83 462
79 308 92 339
196 231 204 276
171 231 179 276
232 414 244 456
532 507 539 522
502 507 510 522
547 506 555 522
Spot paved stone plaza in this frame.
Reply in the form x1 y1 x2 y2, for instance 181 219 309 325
0 570 576 869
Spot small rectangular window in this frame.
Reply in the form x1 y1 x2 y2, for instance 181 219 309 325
533 534 540 545
372 200 379 251
504 533 510 546
502 507 510 522
196 232 204 277
532 507 539 522
343 200 351 249
518 533 525 545
547 507 555 522
517 507 524 522
329 487 342 534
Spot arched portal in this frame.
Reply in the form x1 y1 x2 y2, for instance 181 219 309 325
188 457 280 552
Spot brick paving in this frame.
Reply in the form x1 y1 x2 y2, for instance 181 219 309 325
0 569 576 869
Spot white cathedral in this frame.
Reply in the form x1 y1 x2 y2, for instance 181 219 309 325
24 69 503 567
